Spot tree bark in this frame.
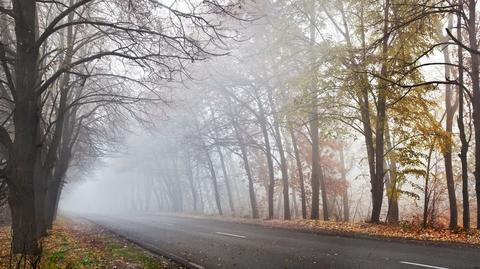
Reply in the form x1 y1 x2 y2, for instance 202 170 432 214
466 0 480 230
8 0 42 255
457 2 469 229
371 0 390 223
384 122 399 224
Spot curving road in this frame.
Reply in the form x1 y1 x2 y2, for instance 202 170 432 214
80 213 480 269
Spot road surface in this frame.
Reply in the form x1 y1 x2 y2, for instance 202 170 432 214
82 213 480 269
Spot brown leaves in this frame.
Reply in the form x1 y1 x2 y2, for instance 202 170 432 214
257 219 480 246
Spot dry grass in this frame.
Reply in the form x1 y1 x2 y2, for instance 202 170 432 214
0 218 183 268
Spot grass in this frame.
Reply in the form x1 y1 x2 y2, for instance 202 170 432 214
0 218 183 268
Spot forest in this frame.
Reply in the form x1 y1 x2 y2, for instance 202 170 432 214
0 0 480 265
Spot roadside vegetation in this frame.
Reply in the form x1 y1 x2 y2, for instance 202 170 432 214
3 0 480 266
0 218 181 269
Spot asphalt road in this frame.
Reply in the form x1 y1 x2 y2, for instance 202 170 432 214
82 213 480 269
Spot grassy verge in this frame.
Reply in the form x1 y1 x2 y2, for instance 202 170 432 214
0 218 183 268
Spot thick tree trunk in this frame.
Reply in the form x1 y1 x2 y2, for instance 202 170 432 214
9 0 42 255
8 184 39 255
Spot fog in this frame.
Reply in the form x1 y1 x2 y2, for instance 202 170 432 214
55 0 452 226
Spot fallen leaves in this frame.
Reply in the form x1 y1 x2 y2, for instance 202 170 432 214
0 218 183 268
183 212 480 246
257 219 480 246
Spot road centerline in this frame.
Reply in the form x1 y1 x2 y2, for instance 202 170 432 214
400 261 449 269
215 231 247 239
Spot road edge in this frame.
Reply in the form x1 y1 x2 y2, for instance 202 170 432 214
80 217 205 269
148 212 480 249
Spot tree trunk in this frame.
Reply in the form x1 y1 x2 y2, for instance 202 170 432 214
339 144 349 222
457 4 469 229
255 91 276 219
467 0 480 230
371 0 390 223
230 112 259 218
423 146 435 228
290 128 307 219
217 146 235 216
442 20 459 229
239 135 259 218
310 106 320 220
8 0 42 255
209 106 235 216
267 91 290 220
204 147 223 215
319 164 329 220
385 122 399 224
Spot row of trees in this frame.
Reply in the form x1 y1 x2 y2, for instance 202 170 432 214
3 0 480 261
114 0 480 232
0 0 237 258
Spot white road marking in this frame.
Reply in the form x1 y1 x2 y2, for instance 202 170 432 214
400 261 449 269
188 262 205 269
215 232 247 239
